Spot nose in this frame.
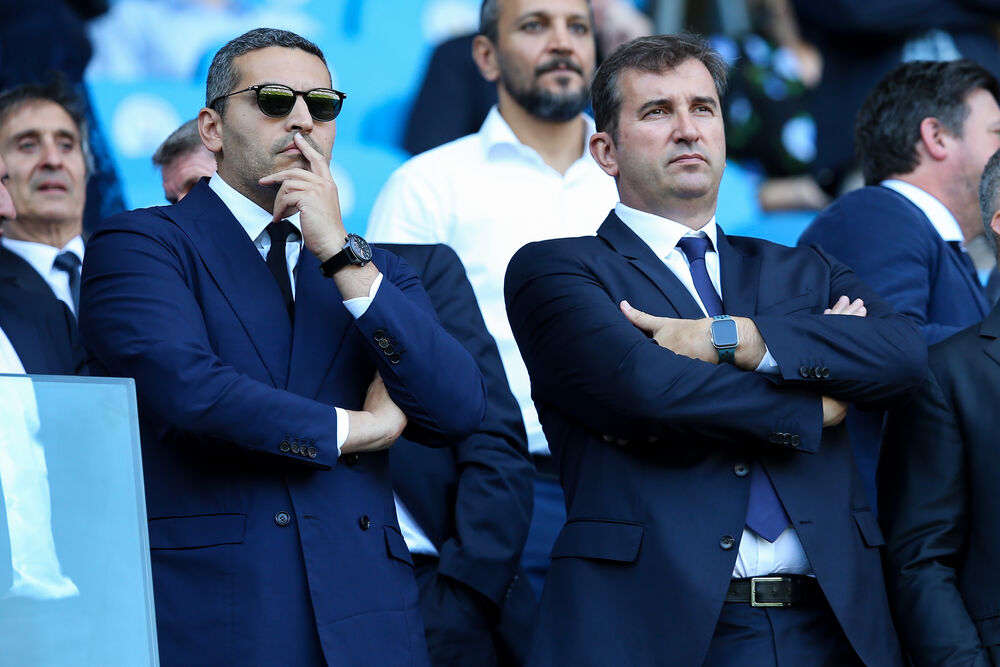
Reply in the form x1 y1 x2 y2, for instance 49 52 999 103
283 94 314 134
673 111 699 143
548 20 574 53
40 138 65 169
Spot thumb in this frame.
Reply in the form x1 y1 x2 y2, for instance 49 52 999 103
620 300 658 334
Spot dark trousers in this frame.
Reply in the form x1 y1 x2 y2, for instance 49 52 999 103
703 595 862 667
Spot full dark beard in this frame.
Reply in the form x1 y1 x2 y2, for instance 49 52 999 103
501 60 591 122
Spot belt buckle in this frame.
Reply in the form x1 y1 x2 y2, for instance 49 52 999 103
750 576 789 607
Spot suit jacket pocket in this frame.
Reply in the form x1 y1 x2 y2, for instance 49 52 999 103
852 510 885 547
550 519 643 562
384 524 414 567
148 513 247 550
757 291 815 316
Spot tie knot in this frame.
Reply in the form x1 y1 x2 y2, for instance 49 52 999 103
676 236 712 263
53 251 81 273
266 220 295 245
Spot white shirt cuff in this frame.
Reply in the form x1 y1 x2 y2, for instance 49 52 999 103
755 348 779 375
343 272 383 318
334 407 349 456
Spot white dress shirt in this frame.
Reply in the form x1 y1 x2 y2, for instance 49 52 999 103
367 106 619 456
3 236 84 314
615 203 812 578
880 179 964 243
208 173 383 453
0 325 25 374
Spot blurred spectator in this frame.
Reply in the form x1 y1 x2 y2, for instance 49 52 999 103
152 119 217 204
799 59 1000 508
793 0 1000 196
0 81 90 317
878 151 1000 667
368 0 619 602
1 0 124 234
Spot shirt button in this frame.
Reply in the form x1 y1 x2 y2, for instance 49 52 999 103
358 515 371 531
733 463 749 477
274 511 291 527
719 535 735 550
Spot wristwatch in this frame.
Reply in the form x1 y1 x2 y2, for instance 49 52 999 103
710 315 739 364
319 233 373 278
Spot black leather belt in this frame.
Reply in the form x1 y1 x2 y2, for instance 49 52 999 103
726 575 821 607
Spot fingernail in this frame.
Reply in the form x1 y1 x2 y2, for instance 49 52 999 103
621 300 632 311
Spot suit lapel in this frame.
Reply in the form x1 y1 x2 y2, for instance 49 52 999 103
979 306 1000 367
286 250 354 399
597 212 705 319
942 240 990 318
0 285 47 373
166 181 293 388
716 229 760 317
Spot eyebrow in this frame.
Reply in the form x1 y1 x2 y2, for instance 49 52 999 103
10 128 79 143
637 95 718 115
513 10 590 23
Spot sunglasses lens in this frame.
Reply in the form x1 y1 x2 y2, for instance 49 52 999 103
256 86 296 117
305 89 343 121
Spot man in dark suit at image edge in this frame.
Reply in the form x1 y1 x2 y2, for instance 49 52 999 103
505 33 924 665
78 28 486 666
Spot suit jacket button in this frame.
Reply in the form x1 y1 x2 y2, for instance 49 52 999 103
373 329 386 341
274 511 291 527
383 344 395 355
307 446 318 459
790 435 801 447
279 441 291 453
799 365 810 378
359 515 371 530
768 433 778 443
389 354 401 365
378 338 390 349
821 367 830 378
290 442 300 454
782 433 792 445
345 453 360 466
719 535 735 550
733 463 749 477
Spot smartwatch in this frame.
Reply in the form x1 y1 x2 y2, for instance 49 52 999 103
710 315 739 364
319 233 373 278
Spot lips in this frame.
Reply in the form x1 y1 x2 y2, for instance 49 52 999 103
669 153 707 165
35 179 69 193
536 58 583 77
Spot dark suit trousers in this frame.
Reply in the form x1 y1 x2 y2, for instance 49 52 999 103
702 596 861 667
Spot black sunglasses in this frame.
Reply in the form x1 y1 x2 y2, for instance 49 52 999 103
210 84 346 122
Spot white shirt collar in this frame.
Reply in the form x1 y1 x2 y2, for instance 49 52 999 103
478 105 597 164
614 202 719 258
208 172 301 243
880 179 963 243
2 235 84 274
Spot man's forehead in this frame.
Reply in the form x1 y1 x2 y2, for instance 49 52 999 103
0 100 81 140
231 46 332 89
621 62 719 105
501 0 591 23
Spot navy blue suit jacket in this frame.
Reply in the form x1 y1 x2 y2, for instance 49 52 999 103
0 277 83 376
799 185 989 507
78 181 486 667
881 304 1000 666
0 244 57 301
505 212 923 666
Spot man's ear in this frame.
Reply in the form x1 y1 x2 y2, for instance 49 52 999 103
989 209 1000 240
918 117 950 162
198 107 223 155
590 131 620 178
472 34 501 83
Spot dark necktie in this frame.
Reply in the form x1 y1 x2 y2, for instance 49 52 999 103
266 220 295 320
947 240 981 285
675 235 790 542
52 251 81 316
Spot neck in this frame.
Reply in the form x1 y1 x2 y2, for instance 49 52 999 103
4 217 80 248
890 171 980 243
496 90 586 175
217 164 278 215
622 194 716 231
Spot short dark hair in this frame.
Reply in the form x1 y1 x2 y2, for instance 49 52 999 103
478 0 593 44
0 77 93 174
206 27 327 115
979 148 1000 253
591 33 728 142
855 60 1000 186
152 118 205 170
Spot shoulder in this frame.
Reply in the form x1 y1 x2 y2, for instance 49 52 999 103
507 235 606 276
804 186 923 234
395 134 482 178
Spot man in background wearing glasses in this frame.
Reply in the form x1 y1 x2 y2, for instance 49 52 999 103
78 28 487 667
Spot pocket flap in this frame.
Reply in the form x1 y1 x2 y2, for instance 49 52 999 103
853 510 885 547
148 513 247 550
550 519 643 562
384 525 414 566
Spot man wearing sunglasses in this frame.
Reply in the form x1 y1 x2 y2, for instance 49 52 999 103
78 28 487 667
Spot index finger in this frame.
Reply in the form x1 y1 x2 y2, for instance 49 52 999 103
293 132 330 176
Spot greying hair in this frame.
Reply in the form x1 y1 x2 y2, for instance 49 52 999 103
0 77 94 175
152 119 204 169
979 149 1000 253
591 33 728 142
856 60 1000 186
206 28 327 115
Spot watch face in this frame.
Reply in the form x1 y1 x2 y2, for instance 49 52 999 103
347 234 373 262
711 318 739 348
